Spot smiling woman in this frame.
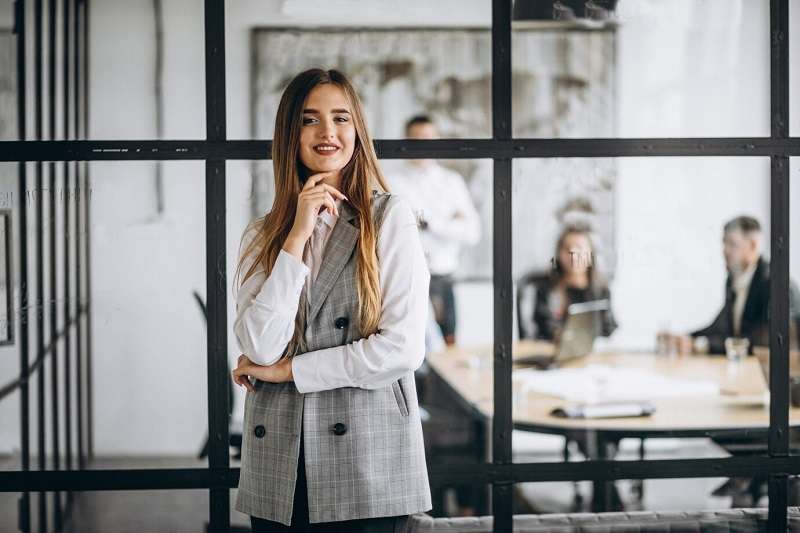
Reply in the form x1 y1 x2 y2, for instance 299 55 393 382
230 68 432 532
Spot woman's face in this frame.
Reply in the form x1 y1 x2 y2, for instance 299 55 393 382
558 232 593 275
298 83 357 178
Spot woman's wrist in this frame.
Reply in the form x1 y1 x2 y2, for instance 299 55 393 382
282 231 307 260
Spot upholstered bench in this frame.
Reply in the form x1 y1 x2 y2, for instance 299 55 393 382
401 507 800 532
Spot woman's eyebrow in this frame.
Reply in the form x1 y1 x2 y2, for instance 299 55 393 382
303 108 351 114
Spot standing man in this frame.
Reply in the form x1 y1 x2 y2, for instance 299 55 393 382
387 115 481 345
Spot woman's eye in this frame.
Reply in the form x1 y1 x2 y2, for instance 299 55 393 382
302 115 348 125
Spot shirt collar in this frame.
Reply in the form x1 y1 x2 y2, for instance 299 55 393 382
733 260 758 291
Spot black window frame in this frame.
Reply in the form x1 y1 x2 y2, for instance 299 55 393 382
0 0 796 532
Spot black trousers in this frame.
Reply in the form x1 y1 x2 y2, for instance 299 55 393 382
429 274 456 341
249 433 410 532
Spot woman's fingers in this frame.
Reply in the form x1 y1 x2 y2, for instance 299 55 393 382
302 171 335 191
231 366 255 392
315 183 347 202
299 183 347 204
304 190 339 217
300 175 347 201
320 191 338 216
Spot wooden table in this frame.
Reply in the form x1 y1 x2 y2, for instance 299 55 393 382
424 340 800 510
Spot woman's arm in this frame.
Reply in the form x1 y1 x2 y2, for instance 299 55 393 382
232 225 310 366
290 196 431 394
532 282 555 341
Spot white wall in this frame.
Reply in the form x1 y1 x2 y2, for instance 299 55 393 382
609 0 774 349
454 0 786 352
1 0 797 458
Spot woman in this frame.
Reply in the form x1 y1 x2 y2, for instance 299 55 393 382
230 68 432 532
532 224 617 341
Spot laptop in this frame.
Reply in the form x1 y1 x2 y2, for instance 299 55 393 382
515 299 610 369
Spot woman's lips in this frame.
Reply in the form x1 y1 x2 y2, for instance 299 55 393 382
313 144 340 156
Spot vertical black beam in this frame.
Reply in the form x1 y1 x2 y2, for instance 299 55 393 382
62 0 73 507
769 475 789 531
83 0 94 463
47 0 63 528
74 0 84 472
768 0 790 530
15 0 31 530
34 0 49 531
491 0 513 532
205 1 230 532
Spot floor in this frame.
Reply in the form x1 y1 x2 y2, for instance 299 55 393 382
0 438 771 533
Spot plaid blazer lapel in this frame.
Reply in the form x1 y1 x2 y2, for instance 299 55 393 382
307 201 359 324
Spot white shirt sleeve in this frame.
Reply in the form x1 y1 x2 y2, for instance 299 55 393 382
233 225 310 366
291 196 431 393
424 168 481 246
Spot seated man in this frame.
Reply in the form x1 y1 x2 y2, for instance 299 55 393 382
672 215 800 355
670 215 800 505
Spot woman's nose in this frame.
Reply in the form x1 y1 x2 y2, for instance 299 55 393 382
319 119 336 139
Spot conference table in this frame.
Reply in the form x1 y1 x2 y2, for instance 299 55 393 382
424 340 800 511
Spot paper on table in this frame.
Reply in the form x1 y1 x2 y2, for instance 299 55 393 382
514 364 719 403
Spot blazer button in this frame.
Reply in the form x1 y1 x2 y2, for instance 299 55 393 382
334 317 349 329
253 425 266 438
332 422 347 436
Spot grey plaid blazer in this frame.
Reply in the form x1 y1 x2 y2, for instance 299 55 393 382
234 191 432 525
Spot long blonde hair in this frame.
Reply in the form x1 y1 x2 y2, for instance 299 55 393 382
234 68 389 358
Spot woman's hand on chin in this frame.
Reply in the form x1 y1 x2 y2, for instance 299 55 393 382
231 354 294 391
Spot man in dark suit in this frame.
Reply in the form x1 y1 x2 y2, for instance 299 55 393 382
671 215 800 355
680 216 800 504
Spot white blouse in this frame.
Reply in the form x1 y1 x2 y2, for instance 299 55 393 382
232 195 431 394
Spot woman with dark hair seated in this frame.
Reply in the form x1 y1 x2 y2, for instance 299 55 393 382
531 224 617 341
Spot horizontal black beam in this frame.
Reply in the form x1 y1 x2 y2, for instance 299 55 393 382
4 455 800 492
0 468 239 492
2 138 800 162
431 454 800 485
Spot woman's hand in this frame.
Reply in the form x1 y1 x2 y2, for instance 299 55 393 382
231 354 294 392
283 173 348 259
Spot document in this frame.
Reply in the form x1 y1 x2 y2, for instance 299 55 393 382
514 364 719 403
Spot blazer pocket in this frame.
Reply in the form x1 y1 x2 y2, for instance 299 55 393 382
391 379 409 417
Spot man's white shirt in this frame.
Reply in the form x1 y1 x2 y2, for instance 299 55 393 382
386 161 480 276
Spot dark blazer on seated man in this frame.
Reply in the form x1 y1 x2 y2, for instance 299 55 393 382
689 218 800 355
